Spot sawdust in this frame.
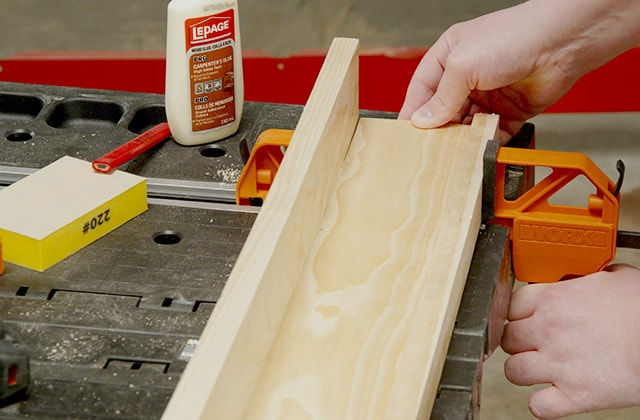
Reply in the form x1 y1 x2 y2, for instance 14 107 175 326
216 167 242 183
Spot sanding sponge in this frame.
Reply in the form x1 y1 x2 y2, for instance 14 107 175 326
0 156 147 272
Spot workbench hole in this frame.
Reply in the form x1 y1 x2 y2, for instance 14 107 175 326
161 297 173 308
152 230 182 245
15 286 29 297
5 129 34 142
199 145 226 158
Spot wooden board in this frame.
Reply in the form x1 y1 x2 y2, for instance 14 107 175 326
0 156 147 271
163 37 361 420
162 36 498 419
242 115 497 419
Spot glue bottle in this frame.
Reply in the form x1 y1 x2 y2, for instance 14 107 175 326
165 0 243 146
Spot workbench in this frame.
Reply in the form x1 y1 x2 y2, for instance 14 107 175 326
0 81 511 419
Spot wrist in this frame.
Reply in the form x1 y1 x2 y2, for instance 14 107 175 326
530 0 640 76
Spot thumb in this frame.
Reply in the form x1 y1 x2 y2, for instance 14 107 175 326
410 66 471 129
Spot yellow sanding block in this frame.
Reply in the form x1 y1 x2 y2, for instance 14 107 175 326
0 156 147 271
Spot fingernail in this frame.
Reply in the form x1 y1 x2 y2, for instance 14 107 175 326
411 106 435 128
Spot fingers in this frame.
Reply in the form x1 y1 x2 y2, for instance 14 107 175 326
399 36 473 128
528 385 580 420
398 45 447 120
399 33 527 133
398 79 435 121
410 58 472 129
504 351 552 386
507 283 545 321
502 284 547 356
505 359 584 420
504 352 581 420
501 319 537 354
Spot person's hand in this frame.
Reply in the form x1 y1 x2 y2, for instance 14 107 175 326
399 3 575 143
502 264 640 419
399 0 640 143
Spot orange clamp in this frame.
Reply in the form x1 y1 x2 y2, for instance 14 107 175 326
493 147 620 283
236 129 293 205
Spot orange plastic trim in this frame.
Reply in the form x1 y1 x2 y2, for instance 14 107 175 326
235 129 293 205
494 147 619 283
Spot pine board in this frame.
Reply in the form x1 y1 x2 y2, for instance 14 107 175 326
243 115 497 418
163 37 361 420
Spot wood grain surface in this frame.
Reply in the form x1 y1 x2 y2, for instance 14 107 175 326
163 37 361 419
243 115 498 419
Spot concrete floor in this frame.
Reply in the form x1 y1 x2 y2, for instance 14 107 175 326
1 1 639 418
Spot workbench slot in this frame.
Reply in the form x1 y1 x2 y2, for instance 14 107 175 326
128 105 167 134
103 357 171 374
46 98 125 129
46 289 143 307
0 93 43 120
191 300 215 313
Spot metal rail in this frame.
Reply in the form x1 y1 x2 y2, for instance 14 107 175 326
0 165 237 204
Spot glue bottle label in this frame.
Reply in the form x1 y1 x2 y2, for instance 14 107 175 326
185 9 236 132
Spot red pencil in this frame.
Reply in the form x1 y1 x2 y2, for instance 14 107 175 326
92 122 171 173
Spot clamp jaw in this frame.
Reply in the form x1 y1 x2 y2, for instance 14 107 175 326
485 122 631 283
236 129 292 206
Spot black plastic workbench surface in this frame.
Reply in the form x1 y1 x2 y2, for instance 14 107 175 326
0 82 508 419
0 201 256 419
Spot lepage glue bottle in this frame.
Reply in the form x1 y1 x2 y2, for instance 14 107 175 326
165 0 243 145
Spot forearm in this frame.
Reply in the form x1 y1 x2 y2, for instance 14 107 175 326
527 0 640 78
